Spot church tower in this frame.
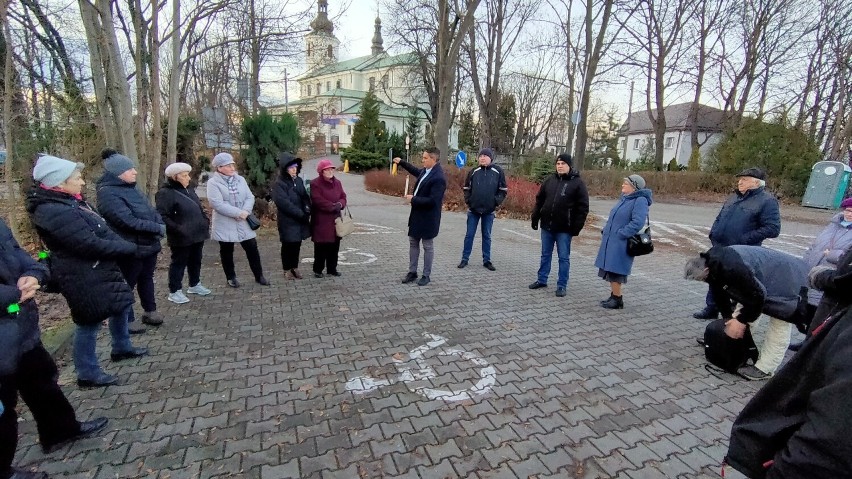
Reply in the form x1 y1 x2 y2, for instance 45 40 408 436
371 16 384 56
305 0 340 71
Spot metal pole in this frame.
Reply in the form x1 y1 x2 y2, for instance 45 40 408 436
622 80 634 163
284 69 289 113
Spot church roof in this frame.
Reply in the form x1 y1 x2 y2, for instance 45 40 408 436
301 52 419 80
618 102 726 134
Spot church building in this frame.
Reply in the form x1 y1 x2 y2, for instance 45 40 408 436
272 0 456 155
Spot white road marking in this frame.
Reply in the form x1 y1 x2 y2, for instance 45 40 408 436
344 333 496 402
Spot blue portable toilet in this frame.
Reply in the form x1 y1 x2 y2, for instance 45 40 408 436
802 161 851 209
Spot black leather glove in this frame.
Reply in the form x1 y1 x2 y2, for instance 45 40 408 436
531 219 539 231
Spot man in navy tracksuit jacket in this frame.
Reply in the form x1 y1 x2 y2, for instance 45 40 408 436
458 147 508 271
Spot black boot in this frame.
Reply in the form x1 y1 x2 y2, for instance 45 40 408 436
601 294 624 309
693 306 719 320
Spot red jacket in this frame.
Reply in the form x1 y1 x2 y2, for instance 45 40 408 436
309 175 347 243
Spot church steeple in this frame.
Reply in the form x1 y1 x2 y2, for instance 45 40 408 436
371 16 384 55
305 0 339 71
310 0 334 35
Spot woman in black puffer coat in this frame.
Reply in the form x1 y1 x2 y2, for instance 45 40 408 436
155 162 211 304
26 155 148 388
270 153 311 280
97 149 166 328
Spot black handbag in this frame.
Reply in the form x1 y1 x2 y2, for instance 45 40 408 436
627 215 654 257
246 214 261 231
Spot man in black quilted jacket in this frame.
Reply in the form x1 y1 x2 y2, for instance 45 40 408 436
458 147 507 271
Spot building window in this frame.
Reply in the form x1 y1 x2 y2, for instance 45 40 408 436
665 137 674 149
347 125 352 135
633 139 640 150
316 83 321 95
621 139 627 151
326 81 331 91
369 77 376 90
307 85 312 96
327 45 332 58
307 44 311 56
336 79 341 89
382 75 389 89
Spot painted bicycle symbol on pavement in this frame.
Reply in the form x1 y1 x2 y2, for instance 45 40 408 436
345 333 497 402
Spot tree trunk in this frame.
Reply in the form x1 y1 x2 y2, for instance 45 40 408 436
433 0 480 158
148 1 164 198
166 0 181 168
78 0 117 147
2 7 19 234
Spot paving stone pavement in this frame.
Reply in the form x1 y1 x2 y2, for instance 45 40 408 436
16 162 819 478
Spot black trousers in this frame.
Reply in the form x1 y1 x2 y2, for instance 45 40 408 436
0 344 79 472
313 240 340 274
219 239 264 281
280 241 302 270
118 253 158 313
168 241 205 293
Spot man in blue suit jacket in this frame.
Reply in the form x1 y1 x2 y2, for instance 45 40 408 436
393 147 447 286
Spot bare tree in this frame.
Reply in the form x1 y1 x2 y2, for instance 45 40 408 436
619 0 696 169
716 0 813 127
432 0 481 156
464 0 539 149
79 0 138 164
685 0 728 168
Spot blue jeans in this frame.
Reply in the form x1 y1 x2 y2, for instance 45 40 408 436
462 211 495 263
73 306 134 380
538 228 573 289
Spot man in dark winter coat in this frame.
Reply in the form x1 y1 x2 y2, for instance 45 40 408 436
695 167 781 319
458 147 508 271
685 245 808 380
0 217 109 479
726 304 852 478
528 153 589 297
394 147 447 287
155 162 211 304
97 149 167 329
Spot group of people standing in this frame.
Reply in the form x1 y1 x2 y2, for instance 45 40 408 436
392 148 653 307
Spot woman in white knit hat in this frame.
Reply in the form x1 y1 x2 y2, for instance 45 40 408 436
155 162 212 304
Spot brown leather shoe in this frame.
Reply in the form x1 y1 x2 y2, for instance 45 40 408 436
291 268 303 279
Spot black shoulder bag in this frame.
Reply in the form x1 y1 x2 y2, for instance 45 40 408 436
627 211 654 257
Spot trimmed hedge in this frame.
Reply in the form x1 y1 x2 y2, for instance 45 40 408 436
341 148 387 172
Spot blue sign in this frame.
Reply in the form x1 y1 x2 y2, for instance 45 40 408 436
455 151 467 168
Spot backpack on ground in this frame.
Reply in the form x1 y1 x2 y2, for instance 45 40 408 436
703 318 759 374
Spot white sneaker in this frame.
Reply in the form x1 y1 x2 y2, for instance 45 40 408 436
186 284 212 296
167 290 190 304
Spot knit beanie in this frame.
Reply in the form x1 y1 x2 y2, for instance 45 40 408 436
478 148 494 162
556 153 573 167
841 197 852 209
104 153 136 176
33 155 84 187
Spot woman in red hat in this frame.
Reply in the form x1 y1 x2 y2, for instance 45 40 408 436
310 159 347 277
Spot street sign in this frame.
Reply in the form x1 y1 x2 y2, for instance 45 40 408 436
455 151 467 168
570 111 582 125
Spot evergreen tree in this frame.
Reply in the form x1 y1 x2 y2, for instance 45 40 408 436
240 111 301 197
457 102 478 154
351 89 385 153
492 93 516 154
405 105 422 154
